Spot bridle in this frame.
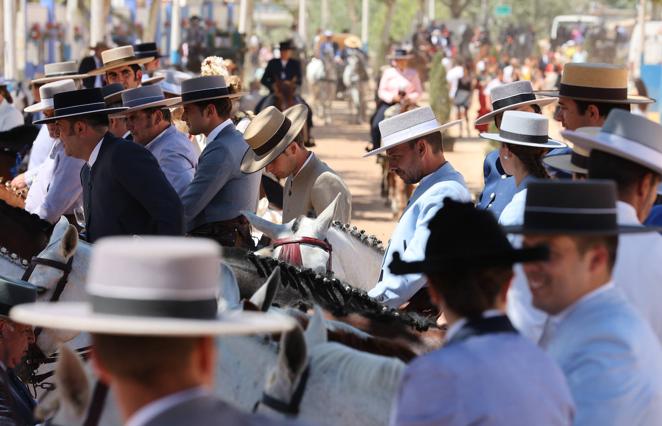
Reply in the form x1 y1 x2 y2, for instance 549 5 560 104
272 237 332 271
253 365 310 416
22 256 74 307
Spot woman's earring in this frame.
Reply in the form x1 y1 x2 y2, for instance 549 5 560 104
503 155 509 160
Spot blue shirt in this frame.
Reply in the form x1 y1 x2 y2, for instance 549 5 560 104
145 125 198 197
645 205 662 227
368 162 471 307
476 150 517 218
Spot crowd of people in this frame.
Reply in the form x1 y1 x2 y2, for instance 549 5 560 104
0 20 661 426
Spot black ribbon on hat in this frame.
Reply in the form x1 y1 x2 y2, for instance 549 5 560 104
55 102 109 117
491 92 536 111
570 151 589 170
559 83 627 101
90 295 218 319
253 118 292 156
124 94 166 108
499 129 549 144
182 86 231 103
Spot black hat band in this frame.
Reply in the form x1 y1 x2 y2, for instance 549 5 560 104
182 86 231 103
253 118 292 156
499 129 549 144
103 56 141 69
44 71 78 78
91 294 218 320
491 92 536 111
559 83 627 101
56 101 108 117
124 94 166 108
571 151 589 170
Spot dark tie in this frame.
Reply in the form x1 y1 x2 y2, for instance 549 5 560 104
0 368 35 425
81 164 92 226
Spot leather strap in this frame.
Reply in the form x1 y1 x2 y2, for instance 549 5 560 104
254 365 310 416
271 237 332 270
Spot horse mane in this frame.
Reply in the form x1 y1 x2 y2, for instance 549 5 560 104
246 251 437 332
0 200 53 263
330 221 385 254
0 200 52 234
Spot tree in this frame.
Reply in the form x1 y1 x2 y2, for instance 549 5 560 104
441 0 472 19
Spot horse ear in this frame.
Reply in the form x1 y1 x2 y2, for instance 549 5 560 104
54 344 91 419
59 225 78 259
241 210 288 240
304 306 327 348
314 194 340 233
278 325 308 381
249 266 281 311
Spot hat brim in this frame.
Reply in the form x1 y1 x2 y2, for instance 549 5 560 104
535 90 654 105
503 224 662 235
113 97 183 116
388 246 550 275
543 153 588 175
172 91 245 106
474 97 557 125
33 106 128 124
87 57 155 76
240 104 308 173
364 119 462 157
24 99 54 114
31 74 88 85
562 129 662 176
142 75 166 86
480 132 566 149
10 302 296 336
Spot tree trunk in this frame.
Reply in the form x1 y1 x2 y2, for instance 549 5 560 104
376 0 396 69
347 0 358 35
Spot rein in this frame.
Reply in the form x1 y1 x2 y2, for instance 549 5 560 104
253 365 310 416
272 237 332 271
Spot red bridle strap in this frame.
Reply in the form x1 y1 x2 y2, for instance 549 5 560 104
271 237 333 270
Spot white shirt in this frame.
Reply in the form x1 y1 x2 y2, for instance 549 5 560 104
25 125 56 186
0 98 24 131
88 136 104 167
205 119 233 142
126 387 209 426
293 152 314 179
613 201 662 343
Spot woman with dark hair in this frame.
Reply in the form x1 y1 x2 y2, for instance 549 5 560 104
388 199 574 426
0 82 24 131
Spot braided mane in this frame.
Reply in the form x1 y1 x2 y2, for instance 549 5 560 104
246 252 436 331
330 221 385 254
0 200 52 233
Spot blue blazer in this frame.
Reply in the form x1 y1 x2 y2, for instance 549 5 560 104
547 286 662 426
260 58 303 92
645 204 662 227
82 133 184 243
476 150 516 218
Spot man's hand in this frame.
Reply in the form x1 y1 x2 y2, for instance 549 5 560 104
10 173 27 190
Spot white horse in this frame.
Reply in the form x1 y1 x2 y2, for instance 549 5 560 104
306 56 336 125
243 195 384 291
342 52 369 124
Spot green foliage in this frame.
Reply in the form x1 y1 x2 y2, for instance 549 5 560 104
429 51 451 124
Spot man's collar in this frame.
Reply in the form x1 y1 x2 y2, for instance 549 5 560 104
293 152 314 180
206 119 233 141
126 386 209 426
551 281 615 326
145 125 172 150
617 201 641 225
87 135 105 167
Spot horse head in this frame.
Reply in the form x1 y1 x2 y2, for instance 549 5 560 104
242 194 341 273
273 78 297 110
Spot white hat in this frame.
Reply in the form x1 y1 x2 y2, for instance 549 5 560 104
561 109 662 176
31 61 88 85
24 79 77 114
10 237 295 336
480 110 566 149
87 45 154 76
364 106 460 157
475 81 556 126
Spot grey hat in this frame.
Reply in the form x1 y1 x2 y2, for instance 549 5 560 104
174 75 243 106
475 81 557 126
25 79 77 114
31 61 88 85
480 110 566 149
101 83 126 106
115 84 181 115
562 109 662 176
0 277 37 317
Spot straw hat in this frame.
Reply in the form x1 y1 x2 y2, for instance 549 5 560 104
173 75 243 106
543 127 599 175
24 79 77 114
480 110 565 149
33 88 127 125
537 63 653 104
114 85 181 116
240 105 308 173
31 61 88 85
344 36 362 49
561 109 662 176
10 237 296 336
364 106 461 157
503 180 660 235
87 45 154 76
475 81 557 125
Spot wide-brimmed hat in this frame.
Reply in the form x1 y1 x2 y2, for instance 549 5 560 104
31 61 88 85
133 42 164 59
475 81 557 125
562 109 662 176
33 88 127 125
344 35 361 49
113 85 181 116
241 104 308 173
504 180 659 235
480 110 566 149
0 276 36 317
142 74 166 86
25 79 77 114
364 106 461 157
101 83 127 106
173 75 243 106
9 237 296 336
537 63 653 104
390 198 549 275
388 48 413 61
87 45 154 76
279 40 294 51
543 127 599 175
